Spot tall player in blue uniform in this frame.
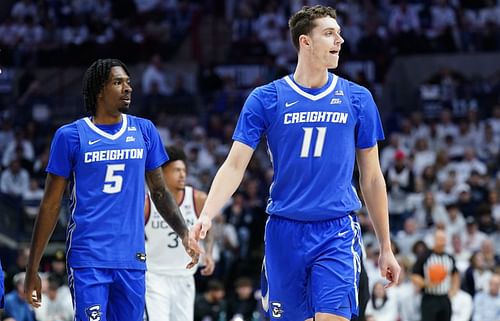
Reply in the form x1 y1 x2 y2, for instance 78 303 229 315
23 59 201 321
192 6 400 321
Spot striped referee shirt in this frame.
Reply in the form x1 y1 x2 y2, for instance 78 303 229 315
413 250 458 295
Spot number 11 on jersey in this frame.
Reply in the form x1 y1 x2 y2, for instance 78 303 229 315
301 127 327 158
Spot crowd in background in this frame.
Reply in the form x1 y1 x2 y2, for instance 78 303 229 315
1 0 500 321
1 0 500 68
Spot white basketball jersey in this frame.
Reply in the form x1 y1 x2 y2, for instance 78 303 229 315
145 186 199 276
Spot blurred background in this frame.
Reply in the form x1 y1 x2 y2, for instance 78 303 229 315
0 0 499 320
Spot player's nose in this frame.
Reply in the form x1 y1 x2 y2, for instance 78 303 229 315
336 34 344 45
124 82 132 93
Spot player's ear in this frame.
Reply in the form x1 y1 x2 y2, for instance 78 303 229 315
299 34 310 49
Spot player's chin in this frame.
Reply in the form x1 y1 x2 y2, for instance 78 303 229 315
327 59 339 69
118 104 130 113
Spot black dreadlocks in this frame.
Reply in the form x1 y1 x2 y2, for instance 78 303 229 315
82 58 130 115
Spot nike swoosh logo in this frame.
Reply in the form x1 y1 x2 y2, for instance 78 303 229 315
338 230 349 237
88 139 101 145
285 101 299 108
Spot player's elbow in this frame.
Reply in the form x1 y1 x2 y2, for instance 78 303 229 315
359 172 386 190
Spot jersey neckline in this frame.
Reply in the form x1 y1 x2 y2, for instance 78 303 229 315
83 114 128 140
284 73 339 101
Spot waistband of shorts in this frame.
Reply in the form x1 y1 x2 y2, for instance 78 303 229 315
269 211 357 224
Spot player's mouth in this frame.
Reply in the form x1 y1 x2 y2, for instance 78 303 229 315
330 49 340 56
121 96 131 104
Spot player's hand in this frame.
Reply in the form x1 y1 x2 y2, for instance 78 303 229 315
200 254 215 276
24 271 42 308
378 249 401 288
182 232 203 269
191 213 212 241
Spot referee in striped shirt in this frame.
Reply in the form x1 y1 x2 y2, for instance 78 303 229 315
411 228 460 321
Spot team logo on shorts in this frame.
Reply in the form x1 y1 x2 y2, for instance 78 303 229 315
85 304 102 321
271 302 284 318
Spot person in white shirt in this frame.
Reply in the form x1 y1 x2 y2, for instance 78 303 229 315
473 273 500 321
141 54 172 96
145 146 214 321
365 281 399 321
450 289 472 321
0 159 30 197
35 274 73 321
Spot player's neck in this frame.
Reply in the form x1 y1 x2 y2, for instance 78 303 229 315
170 187 184 205
293 62 329 88
93 109 122 125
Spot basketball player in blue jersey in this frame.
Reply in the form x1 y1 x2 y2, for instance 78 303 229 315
192 5 400 321
23 59 201 321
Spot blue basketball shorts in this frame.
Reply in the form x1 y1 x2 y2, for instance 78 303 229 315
261 214 362 320
68 267 145 321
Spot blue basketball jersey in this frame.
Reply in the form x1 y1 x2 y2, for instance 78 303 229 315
233 73 384 221
47 114 168 270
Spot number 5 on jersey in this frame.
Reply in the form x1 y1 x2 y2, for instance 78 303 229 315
103 164 125 194
301 127 327 158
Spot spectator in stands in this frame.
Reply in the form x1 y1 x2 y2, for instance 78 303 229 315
365 281 399 321
419 165 439 192
395 217 425 261
142 54 172 96
479 238 499 271
487 105 500 138
472 273 500 321
412 138 436 177
489 190 500 222
385 150 414 232
388 0 421 54
2 129 34 169
450 233 471 273
476 123 499 169
34 274 73 321
450 288 473 321
50 250 67 288
462 251 492 297
4 247 29 294
443 204 466 237
0 159 30 198
390 260 421 321
224 192 252 259
454 148 487 184
22 178 43 219
211 212 239 280
456 184 476 218
4 273 36 321
194 280 227 321
463 217 488 253
414 191 448 230
227 277 257 321
10 0 37 23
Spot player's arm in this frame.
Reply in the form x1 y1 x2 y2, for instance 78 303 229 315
25 173 68 307
192 141 254 240
194 189 215 276
146 167 201 266
356 145 401 287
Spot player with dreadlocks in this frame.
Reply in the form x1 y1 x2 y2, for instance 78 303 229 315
24 58 201 321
